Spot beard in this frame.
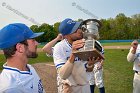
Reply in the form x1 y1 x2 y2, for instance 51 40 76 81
24 44 38 58
26 46 38 58
27 51 38 58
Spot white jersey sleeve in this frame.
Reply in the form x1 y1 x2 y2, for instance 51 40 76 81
53 41 68 69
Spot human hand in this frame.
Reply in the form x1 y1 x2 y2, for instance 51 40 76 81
63 83 72 93
72 39 85 51
87 57 96 66
56 34 63 40
131 40 138 50
86 57 100 72
87 57 101 66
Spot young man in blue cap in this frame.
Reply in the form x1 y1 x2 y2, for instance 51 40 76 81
0 23 45 93
53 18 97 93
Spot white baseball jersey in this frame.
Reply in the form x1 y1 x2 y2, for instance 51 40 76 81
89 40 105 88
0 63 45 93
53 39 91 93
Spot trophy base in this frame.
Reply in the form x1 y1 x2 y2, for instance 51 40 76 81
73 49 104 61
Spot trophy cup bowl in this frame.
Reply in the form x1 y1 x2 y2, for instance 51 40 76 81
73 19 104 61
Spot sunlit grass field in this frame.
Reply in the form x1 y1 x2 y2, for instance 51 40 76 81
102 49 133 93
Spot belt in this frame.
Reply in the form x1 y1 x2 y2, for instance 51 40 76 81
135 71 140 75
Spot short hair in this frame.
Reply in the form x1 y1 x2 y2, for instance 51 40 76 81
3 40 28 59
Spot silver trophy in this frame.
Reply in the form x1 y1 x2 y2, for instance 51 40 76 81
73 19 104 61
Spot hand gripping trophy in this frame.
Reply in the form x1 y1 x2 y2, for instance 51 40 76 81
73 19 104 61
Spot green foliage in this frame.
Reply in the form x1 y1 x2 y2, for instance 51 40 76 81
99 13 140 40
0 54 5 70
30 23 59 43
53 22 60 39
30 13 140 42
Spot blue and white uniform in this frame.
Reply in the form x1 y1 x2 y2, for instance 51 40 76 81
0 63 45 93
127 44 140 93
53 39 91 93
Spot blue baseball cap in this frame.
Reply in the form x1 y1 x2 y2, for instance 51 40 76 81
59 18 81 35
0 23 44 49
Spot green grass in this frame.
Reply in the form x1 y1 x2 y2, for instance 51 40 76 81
37 44 45 48
102 49 133 93
28 52 53 64
101 42 131 46
0 49 133 93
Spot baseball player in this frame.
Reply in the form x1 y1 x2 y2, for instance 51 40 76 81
52 18 100 93
127 40 140 93
89 40 105 93
0 23 45 93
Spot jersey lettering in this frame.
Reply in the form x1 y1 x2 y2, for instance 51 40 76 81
66 57 81 61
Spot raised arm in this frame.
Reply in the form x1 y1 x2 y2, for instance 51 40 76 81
127 40 138 62
42 34 63 55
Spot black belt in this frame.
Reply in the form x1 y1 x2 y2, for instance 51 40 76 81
135 71 138 73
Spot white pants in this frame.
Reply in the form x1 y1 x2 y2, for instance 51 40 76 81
133 73 140 93
89 62 104 88
58 83 91 93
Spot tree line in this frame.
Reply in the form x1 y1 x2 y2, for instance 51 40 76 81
30 13 140 43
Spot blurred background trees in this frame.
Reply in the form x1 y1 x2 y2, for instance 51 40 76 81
30 13 140 42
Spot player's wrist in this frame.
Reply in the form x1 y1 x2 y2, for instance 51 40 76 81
85 63 94 69
68 54 75 63
131 48 137 54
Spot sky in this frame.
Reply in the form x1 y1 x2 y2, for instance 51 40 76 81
0 0 140 28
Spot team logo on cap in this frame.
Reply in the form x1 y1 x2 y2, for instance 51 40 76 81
67 20 76 24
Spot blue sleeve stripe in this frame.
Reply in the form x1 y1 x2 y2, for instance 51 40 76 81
84 63 87 69
56 63 65 68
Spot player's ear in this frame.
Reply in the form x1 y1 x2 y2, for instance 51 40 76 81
16 43 24 53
